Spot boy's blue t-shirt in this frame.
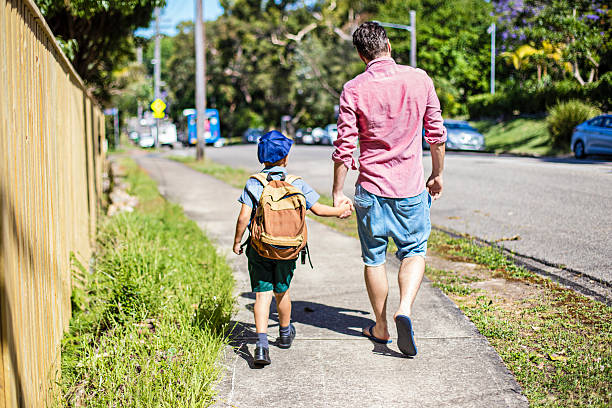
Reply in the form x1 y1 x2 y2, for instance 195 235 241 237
238 166 320 210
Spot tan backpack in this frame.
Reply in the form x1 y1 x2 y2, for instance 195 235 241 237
247 172 308 261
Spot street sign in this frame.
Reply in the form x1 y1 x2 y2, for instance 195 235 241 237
153 111 165 119
151 98 166 113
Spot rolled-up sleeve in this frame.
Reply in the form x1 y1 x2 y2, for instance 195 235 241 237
332 86 359 170
423 76 447 145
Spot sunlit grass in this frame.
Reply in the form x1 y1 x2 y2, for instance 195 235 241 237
470 117 560 156
58 158 235 407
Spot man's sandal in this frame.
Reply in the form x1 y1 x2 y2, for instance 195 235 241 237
395 315 417 356
362 325 392 344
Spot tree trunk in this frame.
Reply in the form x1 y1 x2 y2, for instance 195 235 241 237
573 62 585 86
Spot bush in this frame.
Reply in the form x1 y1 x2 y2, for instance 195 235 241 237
435 77 467 117
546 100 601 149
467 76 609 119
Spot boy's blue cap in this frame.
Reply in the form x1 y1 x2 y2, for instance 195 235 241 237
257 130 293 164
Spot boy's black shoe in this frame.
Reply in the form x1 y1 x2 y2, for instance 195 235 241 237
254 346 271 366
278 324 296 349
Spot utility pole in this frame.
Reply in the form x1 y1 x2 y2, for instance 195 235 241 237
153 7 161 146
487 23 496 94
409 10 416 68
195 0 206 161
374 11 417 67
154 8 161 100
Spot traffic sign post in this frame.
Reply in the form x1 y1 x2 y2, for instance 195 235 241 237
151 98 166 118
150 99 166 147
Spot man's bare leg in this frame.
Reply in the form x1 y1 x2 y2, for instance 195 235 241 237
362 264 391 340
395 255 425 319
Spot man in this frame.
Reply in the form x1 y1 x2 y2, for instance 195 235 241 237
332 22 446 357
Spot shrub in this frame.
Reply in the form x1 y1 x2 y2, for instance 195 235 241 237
467 76 609 119
546 100 601 149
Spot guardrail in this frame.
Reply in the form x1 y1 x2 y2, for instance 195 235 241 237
0 0 105 405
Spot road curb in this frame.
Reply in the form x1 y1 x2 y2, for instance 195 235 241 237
432 225 612 306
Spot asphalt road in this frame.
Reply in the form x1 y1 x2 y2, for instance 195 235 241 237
179 144 612 284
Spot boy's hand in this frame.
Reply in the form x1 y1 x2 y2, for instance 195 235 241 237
338 202 352 219
233 242 243 255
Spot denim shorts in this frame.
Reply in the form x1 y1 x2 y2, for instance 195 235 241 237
354 184 432 266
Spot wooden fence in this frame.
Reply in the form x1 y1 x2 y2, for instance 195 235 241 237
0 0 105 405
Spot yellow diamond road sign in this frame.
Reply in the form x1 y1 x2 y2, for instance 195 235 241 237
150 98 166 115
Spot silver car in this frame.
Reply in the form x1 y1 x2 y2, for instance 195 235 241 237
571 114 612 159
423 120 485 151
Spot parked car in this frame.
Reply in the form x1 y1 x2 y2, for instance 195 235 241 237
138 133 155 148
423 120 485 151
243 128 264 144
155 123 178 147
325 124 338 144
311 127 326 144
571 114 612 159
296 128 314 144
320 132 332 145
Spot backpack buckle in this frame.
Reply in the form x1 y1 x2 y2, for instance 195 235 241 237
266 171 286 181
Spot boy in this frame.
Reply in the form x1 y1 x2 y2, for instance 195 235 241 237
233 130 351 366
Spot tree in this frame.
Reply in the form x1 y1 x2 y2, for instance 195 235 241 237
493 0 610 86
376 0 494 116
526 1 608 85
166 22 196 121
35 0 165 102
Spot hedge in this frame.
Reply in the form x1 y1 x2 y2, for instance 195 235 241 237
467 72 612 119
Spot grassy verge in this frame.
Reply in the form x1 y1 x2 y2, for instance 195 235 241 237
58 157 235 407
470 117 563 156
171 156 611 407
427 232 611 407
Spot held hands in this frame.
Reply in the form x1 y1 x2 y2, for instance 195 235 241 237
426 174 443 200
333 191 354 219
233 241 243 255
337 202 352 219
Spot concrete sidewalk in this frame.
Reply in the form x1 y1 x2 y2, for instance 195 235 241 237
134 153 528 408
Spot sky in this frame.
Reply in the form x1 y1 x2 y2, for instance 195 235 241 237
135 0 224 38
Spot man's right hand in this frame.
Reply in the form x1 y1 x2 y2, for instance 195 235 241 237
426 174 443 200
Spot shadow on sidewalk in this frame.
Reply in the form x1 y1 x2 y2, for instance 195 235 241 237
226 292 407 368
240 292 374 338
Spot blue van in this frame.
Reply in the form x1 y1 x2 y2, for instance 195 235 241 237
182 108 222 145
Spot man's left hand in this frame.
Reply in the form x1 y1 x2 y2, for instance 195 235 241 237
426 174 443 200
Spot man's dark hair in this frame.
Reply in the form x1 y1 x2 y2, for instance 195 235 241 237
352 22 389 61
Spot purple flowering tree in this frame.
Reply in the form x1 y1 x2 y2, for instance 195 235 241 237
494 0 610 85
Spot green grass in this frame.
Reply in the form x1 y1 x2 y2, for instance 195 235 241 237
470 117 561 156
58 158 235 407
169 156 612 407
427 231 612 407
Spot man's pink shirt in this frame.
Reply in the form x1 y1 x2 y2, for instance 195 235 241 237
332 57 447 198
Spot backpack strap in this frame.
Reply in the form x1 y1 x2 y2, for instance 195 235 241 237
285 174 302 184
300 244 313 268
249 173 269 186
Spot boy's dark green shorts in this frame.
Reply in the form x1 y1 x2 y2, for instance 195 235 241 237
246 245 296 293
